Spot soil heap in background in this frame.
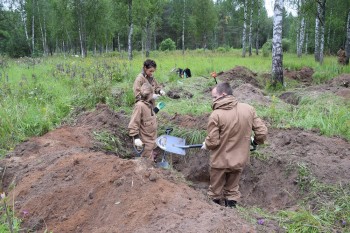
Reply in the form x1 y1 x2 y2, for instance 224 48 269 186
216 66 261 89
283 67 314 86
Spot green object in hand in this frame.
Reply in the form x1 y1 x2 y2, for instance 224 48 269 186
157 102 165 110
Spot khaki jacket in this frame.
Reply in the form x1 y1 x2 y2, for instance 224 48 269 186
128 100 158 154
205 95 267 169
133 72 161 102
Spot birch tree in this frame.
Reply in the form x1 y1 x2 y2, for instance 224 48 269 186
314 0 326 64
346 9 350 65
242 0 248 57
182 0 186 54
248 0 253 56
272 0 284 86
319 0 326 64
314 3 320 61
255 0 261 55
297 0 305 57
127 0 133 60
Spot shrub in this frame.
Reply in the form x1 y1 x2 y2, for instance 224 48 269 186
282 38 291 52
262 40 272 57
159 38 176 51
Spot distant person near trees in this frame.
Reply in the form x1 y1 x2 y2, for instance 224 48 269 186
337 47 346 65
201 82 268 208
133 59 166 107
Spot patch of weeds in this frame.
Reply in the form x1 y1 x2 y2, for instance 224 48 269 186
172 127 206 145
295 162 316 192
0 193 22 233
93 131 122 154
250 151 270 161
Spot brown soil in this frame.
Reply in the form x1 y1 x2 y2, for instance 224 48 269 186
216 66 261 88
283 67 314 86
0 104 270 233
282 74 350 102
1 68 349 232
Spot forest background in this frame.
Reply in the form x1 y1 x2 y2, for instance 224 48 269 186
0 0 350 62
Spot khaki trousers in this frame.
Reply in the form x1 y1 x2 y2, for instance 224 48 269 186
207 167 243 201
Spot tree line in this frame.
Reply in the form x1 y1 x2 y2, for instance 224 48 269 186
0 0 349 62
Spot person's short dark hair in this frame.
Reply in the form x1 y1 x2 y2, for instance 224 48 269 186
144 59 157 69
216 82 233 95
340 46 344 50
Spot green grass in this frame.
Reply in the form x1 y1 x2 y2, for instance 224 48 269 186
1 50 350 231
257 93 350 140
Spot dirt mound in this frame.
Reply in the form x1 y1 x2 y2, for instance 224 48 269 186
303 74 350 100
173 128 350 211
158 112 209 130
233 84 270 106
283 67 314 85
327 74 350 87
0 105 268 232
166 88 193 99
217 66 261 88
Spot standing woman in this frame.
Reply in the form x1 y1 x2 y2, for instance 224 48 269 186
133 59 166 106
128 83 158 160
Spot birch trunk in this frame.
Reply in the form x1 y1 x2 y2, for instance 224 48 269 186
297 18 305 57
242 0 248 57
127 0 133 61
255 0 260 55
19 0 31 54
305 31 308 54
31 0 35 56
182 0 186 55
118 33 121 52
297 0 305 57
248 0 253 56
346 10 350 65
145 20 151 58
36 0 48 56
314 3 320 61
77 0 86 58
272 0 284 86
319 0 326 64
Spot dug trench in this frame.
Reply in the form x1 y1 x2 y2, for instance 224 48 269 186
0 67 349 232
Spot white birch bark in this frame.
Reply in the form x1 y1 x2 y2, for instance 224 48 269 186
242 0 248 57
297 17 305 57
31 0 35 56
297 0 305 57
127 0 133 61
118 33 121 52
314 3 320 61
248 0 253 56
255 0 260 55
19 0 30 53
272 0 284 86
145 20 151 58
319 0 326 64
346 10 350 65
305 30 308 54
182 0 186 55
36 0 48 56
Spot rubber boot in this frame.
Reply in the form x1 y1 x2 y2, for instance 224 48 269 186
212 199 221 205
225 199 237 208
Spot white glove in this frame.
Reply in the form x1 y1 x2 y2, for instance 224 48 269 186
201 142 207 150
134 138 143 147
160 90 166 96
153 94 160 99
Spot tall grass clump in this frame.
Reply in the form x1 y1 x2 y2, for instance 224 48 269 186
257 93 350 140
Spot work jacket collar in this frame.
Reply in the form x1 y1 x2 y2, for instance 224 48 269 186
212 95 238 110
